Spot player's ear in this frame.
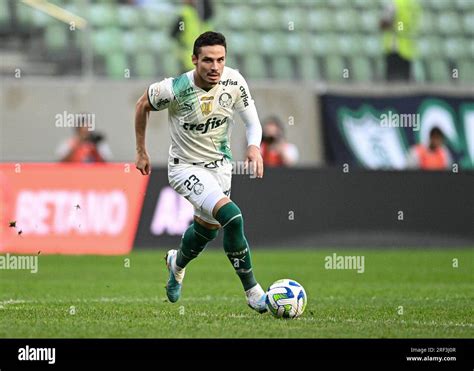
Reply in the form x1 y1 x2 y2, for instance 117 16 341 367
192 54 198 66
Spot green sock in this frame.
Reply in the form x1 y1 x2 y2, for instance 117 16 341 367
176 221 218 269
215 202 257 291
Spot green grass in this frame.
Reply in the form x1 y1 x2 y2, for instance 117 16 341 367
0 248 473 338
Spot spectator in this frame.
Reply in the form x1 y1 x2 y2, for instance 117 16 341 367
56 116 112 163
260 116 299 167
406 127 452 170
380 0 420 81
132 0 158 5
171 0 214 73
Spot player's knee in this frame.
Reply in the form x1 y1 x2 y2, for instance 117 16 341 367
224 213 243 233
216 202 248 252
193 221 219 242
215 202 243 230
212 196 232 217
181 221 218 260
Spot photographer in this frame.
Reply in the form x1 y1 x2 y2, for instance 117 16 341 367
56 117 112 163
260 116 299 167
406 127 452 170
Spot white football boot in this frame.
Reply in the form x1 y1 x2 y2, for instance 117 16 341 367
246 283 268 313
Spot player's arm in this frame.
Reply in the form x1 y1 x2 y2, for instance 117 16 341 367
134 89 153 175
239 106 264 178
134 79 173 175
234 73 264 178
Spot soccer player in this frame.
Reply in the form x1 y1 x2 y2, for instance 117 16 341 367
134 31 267 313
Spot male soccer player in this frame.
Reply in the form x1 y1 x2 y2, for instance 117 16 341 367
134 31 267 313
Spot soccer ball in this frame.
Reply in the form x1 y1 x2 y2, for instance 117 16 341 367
265 279 307 319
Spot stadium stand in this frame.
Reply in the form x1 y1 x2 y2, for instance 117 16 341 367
0 0 473 83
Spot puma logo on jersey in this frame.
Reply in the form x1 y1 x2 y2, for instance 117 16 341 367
183 117 228 134
179 102 194 112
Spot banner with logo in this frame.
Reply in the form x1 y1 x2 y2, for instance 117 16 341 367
5 164 470 252
0 163 148 255
133 167 474 248
321 94 474 169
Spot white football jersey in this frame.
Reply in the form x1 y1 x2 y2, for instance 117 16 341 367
147 66 254 163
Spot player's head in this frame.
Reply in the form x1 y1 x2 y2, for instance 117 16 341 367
192 31 226 87
429 127 444 149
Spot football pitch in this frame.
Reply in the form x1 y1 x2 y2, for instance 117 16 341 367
0 248 472 338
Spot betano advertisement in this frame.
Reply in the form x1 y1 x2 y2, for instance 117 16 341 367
0 163 148 255
321 95 474 169
1 165 472 252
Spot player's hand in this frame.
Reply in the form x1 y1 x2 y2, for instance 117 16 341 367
245 145 264 178
135 150 151 175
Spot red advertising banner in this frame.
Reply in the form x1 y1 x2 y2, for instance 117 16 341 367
0 163 148 255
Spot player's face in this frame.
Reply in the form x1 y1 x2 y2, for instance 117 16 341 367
192 45 226 87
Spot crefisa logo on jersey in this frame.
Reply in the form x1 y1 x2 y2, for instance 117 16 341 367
219 79 237 86
239 86 249 107
218 93 232 108
182 116 228 134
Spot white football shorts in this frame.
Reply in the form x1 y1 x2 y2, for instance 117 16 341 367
168 157 232 225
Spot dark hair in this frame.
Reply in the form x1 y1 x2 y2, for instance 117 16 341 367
193 31 226 57
430 127 443 138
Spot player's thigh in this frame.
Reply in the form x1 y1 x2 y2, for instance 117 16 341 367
193 162 233 224
214 161 233 197
168 164 225 212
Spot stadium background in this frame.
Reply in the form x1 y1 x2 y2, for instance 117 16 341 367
0 0 473 341
1 0 473 252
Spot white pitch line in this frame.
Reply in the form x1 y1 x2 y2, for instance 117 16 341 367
297 316 474 328
0 299 28 306
0 296 241 306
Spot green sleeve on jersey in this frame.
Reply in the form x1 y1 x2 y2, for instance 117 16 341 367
172 73 200 122
172 74 195 104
